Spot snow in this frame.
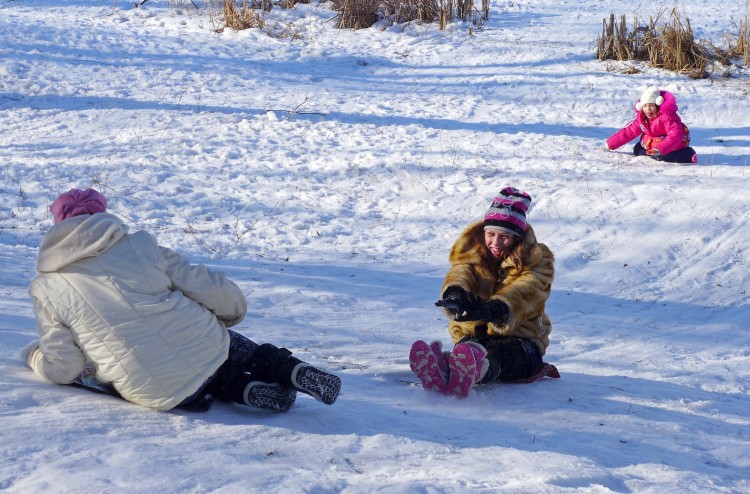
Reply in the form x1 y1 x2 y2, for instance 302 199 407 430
2 0 750 492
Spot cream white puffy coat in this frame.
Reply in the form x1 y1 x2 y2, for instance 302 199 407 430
27 213 247 410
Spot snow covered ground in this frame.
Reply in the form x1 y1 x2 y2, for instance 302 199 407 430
2 0 749 492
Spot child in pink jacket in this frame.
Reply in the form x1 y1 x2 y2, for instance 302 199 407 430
606 86 697 164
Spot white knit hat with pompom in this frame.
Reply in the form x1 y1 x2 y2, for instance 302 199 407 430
635 86 664 111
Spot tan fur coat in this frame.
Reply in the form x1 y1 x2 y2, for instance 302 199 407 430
440 220 555 354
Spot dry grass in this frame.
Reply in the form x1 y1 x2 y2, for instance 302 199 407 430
209 0 266 32
332 0 487 30
597 9 713 79
282 0 310 7
743 18 750 65
596 13 648 61
331 0 381 29
723 6 750 66
653 10 710 77
703 21 747 69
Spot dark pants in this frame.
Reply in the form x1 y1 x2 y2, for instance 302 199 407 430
634 142 696 163
457 334 543 383
180 330 299 411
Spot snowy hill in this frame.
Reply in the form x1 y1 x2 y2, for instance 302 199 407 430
1 0 749 492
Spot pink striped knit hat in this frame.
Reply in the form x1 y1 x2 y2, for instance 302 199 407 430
483 187 531 237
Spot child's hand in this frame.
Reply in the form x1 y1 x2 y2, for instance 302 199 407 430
646 148 663 160
455 294 508 323
20 340 39 365
436 286 470 318
437 287 509 323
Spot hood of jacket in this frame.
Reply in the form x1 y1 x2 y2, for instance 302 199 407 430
36 213 129 273
634 90 678 123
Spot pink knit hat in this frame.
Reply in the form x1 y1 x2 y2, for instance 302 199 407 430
50 188 108 224
484 186 532 237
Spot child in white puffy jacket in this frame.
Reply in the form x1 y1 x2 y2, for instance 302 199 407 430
23 188 340 412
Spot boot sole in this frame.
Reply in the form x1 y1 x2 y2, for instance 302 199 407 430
447 343 478 399
291 365 341 405
244 382 297 412
409 340 448 393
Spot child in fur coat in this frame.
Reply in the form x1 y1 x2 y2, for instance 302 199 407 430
409 187 559 399
606 86 697 164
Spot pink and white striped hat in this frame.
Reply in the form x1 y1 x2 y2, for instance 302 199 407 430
483 187 531 237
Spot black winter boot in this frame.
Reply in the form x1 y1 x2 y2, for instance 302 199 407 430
242 381 297 412
249 343 341 405
290 363 341 405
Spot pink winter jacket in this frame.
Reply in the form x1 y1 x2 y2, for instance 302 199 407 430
606 90 690 155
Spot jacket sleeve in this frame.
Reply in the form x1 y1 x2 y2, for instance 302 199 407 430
442 262 484 342
27 297 86 384
159 246 248 327
491 243 554 331
607 119 642 150
654 114 686 155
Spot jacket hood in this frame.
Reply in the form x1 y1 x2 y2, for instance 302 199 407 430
37 213 129 272
634 90 678 117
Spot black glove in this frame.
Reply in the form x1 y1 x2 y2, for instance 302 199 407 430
473 298 509 323
436 287 509 323
435 286 471 317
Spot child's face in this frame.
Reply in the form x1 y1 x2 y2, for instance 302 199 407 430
484 230 516 259
642 103 659 119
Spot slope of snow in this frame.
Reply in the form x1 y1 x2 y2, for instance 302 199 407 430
1 0 749 492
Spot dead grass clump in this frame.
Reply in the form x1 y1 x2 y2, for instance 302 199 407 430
278 0 309 8
383 0 439 26
332 0 488 30
331 0 381 29
596 14 645 61
721 15 749 66
653 10 710 78
209 0 267 32
597 8 712 79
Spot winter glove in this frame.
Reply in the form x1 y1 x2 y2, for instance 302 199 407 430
437 287 509 323
646 148 663 160
79 361 97 379
455 296 509 323
73 362 119 396
435 286 472 318
20 340 39 366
